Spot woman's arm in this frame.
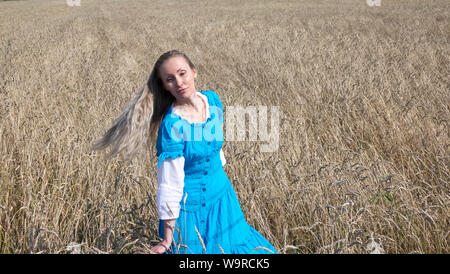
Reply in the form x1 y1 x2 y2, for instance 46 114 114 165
162 218 176 246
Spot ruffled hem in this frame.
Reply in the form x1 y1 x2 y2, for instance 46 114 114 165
230 225 278 254
157 151 184 168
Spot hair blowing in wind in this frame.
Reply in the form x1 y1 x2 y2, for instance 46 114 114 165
90 84 154 160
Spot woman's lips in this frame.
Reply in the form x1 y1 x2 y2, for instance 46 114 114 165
178 88 187 94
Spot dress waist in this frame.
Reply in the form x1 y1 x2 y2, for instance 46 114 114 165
184 151 222 178
180 159 229 212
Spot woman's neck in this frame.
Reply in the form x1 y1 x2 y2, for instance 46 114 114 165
172 91 207 123
173 91 202 112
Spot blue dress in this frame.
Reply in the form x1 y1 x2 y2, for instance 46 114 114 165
156 90 277 254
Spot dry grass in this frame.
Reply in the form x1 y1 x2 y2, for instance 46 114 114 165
0 0 448 254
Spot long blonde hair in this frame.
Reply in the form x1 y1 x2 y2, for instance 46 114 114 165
90 50 196 161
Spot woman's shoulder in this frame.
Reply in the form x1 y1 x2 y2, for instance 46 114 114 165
158 110 190 140
156 112 186 162
200 89 219 98
159 111 179 129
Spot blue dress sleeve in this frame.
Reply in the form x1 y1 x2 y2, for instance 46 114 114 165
205 90 224 124
155 115 186 168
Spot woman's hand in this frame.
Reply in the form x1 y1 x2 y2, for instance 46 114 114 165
148 219 175 254
149 241 171 254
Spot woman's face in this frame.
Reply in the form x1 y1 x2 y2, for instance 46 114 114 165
159 56 197 102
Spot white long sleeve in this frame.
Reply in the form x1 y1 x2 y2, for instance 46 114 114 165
220 148 226 166
156 156 185 220
156 149 226 220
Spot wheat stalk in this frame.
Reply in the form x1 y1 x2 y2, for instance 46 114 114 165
194 226 207 254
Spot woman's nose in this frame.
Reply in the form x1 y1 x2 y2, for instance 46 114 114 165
175 76 183 87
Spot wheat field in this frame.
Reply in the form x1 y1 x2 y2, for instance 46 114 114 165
0 0 448 254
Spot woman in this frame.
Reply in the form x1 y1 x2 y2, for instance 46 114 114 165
92 50 277 254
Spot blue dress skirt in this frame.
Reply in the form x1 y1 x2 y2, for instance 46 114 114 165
156 90 277 254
